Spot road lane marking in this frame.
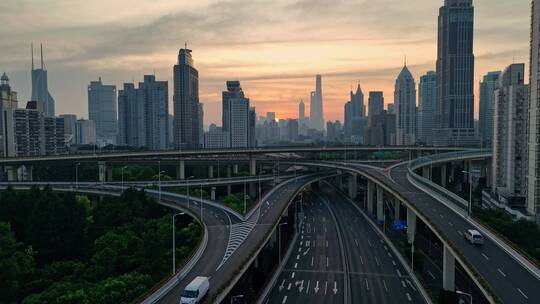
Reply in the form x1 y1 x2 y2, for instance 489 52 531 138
517 288 529 299
303 248 310 256
396 269 402 276
406 279 417 291
427 270 436 279
294 263 298 269
291 272 295 279
401 280 406 287
360 255 364 265
406 293 412 301
497 268 507 277
326 257 329 268
325 281 328 295
375 256 381 266
306 280 311 294
311 257 314 266
365 278 370 291
392 260 397 266
368 239 372 247
282 296 287 303
333 281 338 294
355 239 359 247
287 283 292 290
314 281 320 293
279 279 285 291
383 279 389 292
481 253 489 260
296 254 300 260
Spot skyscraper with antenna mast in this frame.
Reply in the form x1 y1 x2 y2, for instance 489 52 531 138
31 44 56 117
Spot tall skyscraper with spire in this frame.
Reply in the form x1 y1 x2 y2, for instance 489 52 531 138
31 44 55 117
310 75 324 131
173 46 200 150
394 63 416 146
344 83 365 140
298 99 309 136
434 0 475 146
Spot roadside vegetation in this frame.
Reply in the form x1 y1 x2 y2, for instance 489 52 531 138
0 187 201 304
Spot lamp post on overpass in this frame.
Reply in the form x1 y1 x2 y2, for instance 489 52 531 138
158 170 165 204
121 166 127 190
172 211 185 275
456 290 473 304
462 170 473 217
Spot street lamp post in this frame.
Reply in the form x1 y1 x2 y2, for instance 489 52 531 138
230 295 244 304
462 170 473 217
278 222 288 263
75 163 80 190
121 166 127 190
186 176 195 209
158 170 165 204
172 211 185 274
456 290 473 304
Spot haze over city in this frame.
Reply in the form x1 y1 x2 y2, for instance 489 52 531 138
0 0 530 125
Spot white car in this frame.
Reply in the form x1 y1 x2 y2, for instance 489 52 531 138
180 276 209 304
465 229 484 246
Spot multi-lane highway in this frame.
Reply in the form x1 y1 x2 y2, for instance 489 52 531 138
265 185 426 304
347 162 540 303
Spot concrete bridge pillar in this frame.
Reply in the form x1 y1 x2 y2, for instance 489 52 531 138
394 199 401 222
5 166 17 182
367 180 375 216
208 165 214 179
376 185 384 221
176 160 185 180
422 166 431 180
211 187 216 201
98 162 106 183
406 208 416 244
440 164 447 187
449 163 455 184
26 166 33 182
336 174 344 191
443 245 456 291
233 164 239 175
250 158 257 176
106 166 113 182
348 174 358 199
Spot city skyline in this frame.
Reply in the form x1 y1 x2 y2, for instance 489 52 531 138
0 0 530 126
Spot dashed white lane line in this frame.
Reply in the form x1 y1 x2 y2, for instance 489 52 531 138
287 283 292 290
311 257 314 266
294 263 298 269
325 281 328 295
497 268 507 277
383 279 389 292
355 239 359 247
481 253 489 261
326 257 329 268
368 239 372 247
291 272 295 279
396 269 402 277
365 278 370 291
392 260 397 266
406 293 412 302
517 288 529 299
360 255 364 265
306 280 311 294
427 270 436 279
282 295 288 303
401 280 406 288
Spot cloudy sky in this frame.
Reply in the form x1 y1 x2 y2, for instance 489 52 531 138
0 0 531 126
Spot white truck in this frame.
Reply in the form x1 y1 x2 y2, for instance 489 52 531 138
180 276 210 304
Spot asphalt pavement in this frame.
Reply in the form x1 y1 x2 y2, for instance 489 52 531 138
264 185 426 304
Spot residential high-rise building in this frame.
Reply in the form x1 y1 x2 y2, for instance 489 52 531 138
3 101 65 157
204 124 230 149
139 75 169 150
365 110 396 146
479 71 502 148
31 44 55 117
368 91 384 126
118 83 146 147
434 0 476 146
249 107 257 147
491 64 528 204
310 75 324 131
387 103 395 115
88 77 117 145
417 71 437 145
117 75 168 149
59 114 77 144
173 47 200 150
528 0 540 221
394 64 417 146
326 120 342 143
222 81 253 148
75 119 96 145
0 73 18 155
